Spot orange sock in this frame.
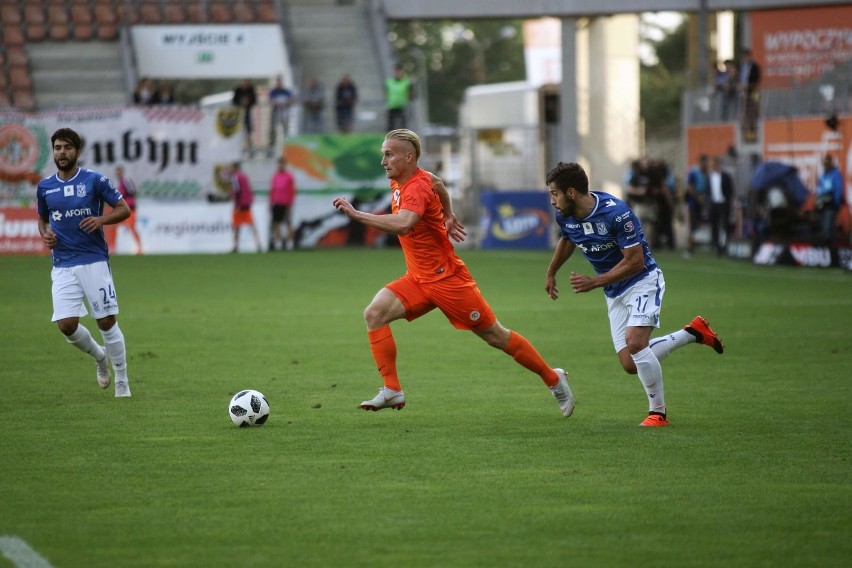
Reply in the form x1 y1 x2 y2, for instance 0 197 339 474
504 330 558 387
368 326 402 391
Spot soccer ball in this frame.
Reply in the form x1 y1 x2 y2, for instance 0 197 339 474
228 390 270 427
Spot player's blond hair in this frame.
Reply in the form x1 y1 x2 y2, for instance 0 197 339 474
385 129 421 160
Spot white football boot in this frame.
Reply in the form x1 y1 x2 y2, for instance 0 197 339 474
360 386 405 411
96 353 111 389
550 368 575 417
115 381 132 398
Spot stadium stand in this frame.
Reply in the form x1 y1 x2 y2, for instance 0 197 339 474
0 0 386 127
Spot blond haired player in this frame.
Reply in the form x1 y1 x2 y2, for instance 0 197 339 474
333 129 574 416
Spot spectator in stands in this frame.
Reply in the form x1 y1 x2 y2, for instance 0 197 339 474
133 78 155 105
152 80 174 105
232 79 257 157
301 77 325 134
268 76 295 155
707 156 734 255
738 49 761 141
815 153 844 244
685 155 710 257
623 158 657 247
720 59 739 121
384 64 413 131
335 74 358 133
650 159 676 251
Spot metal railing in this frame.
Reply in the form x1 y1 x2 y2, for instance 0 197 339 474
684 76 852 126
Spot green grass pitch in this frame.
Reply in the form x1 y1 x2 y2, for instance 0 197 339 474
1 249 850 567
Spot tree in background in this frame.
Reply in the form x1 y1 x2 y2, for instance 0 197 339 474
640 18 688 138
389 20 526 126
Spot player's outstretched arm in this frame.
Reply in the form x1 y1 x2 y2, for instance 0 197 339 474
332 196 419 235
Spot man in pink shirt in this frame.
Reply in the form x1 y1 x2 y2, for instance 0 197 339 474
228 161 262 253
269 157 297 250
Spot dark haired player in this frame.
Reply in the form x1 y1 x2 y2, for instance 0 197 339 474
37 128 133 397
544 162 723 426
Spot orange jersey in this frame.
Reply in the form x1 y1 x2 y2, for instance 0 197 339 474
391 168 465 283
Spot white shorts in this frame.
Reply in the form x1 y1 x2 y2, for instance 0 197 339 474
605 268 665 353
50 261 119 322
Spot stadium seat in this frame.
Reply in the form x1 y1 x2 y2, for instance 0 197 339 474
71 3 95 41
163 2 187 24
10 67 32 91
26 24 48 42
186 3 206 23
12 88 35 110
2 25 26 48
1 5 23 26
139 2 163 24
5 47 28 68
46 0 70 23
96 24 118 41
0 91 11 108
24 4 47 25
94 2 117 25
114 3 140 25
48 21 70 41
256 1 278 23
209 2 233 24
233 2 256 23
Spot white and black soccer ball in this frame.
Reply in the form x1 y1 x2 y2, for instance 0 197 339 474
228 389 270 427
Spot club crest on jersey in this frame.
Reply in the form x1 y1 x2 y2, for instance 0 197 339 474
76 184 87 197
63 185 74 197
596 222 608 235
393 189 400 205
582 222 594 235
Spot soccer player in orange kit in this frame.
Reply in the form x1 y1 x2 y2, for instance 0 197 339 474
332 129 574 416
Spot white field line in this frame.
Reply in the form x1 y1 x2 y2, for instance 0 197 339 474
0 537 53 568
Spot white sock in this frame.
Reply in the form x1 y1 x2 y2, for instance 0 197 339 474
66 325 105 361
100 323 128 383
649 329 695 362
631 347 666 414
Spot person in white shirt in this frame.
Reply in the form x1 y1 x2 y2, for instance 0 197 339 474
708 156 734 255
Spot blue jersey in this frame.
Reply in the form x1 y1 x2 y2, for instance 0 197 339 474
36 167 123 267
555 191 658 298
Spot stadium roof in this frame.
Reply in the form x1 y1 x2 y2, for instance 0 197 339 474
380 0 850 19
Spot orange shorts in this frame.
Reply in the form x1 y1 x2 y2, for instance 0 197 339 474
232 208 254 226
123 210 136 227
386 266 496 331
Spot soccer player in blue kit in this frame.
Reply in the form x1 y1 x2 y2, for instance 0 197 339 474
543 162 723 426
37 128 133 397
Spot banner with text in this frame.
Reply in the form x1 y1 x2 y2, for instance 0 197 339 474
0 106 243 206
